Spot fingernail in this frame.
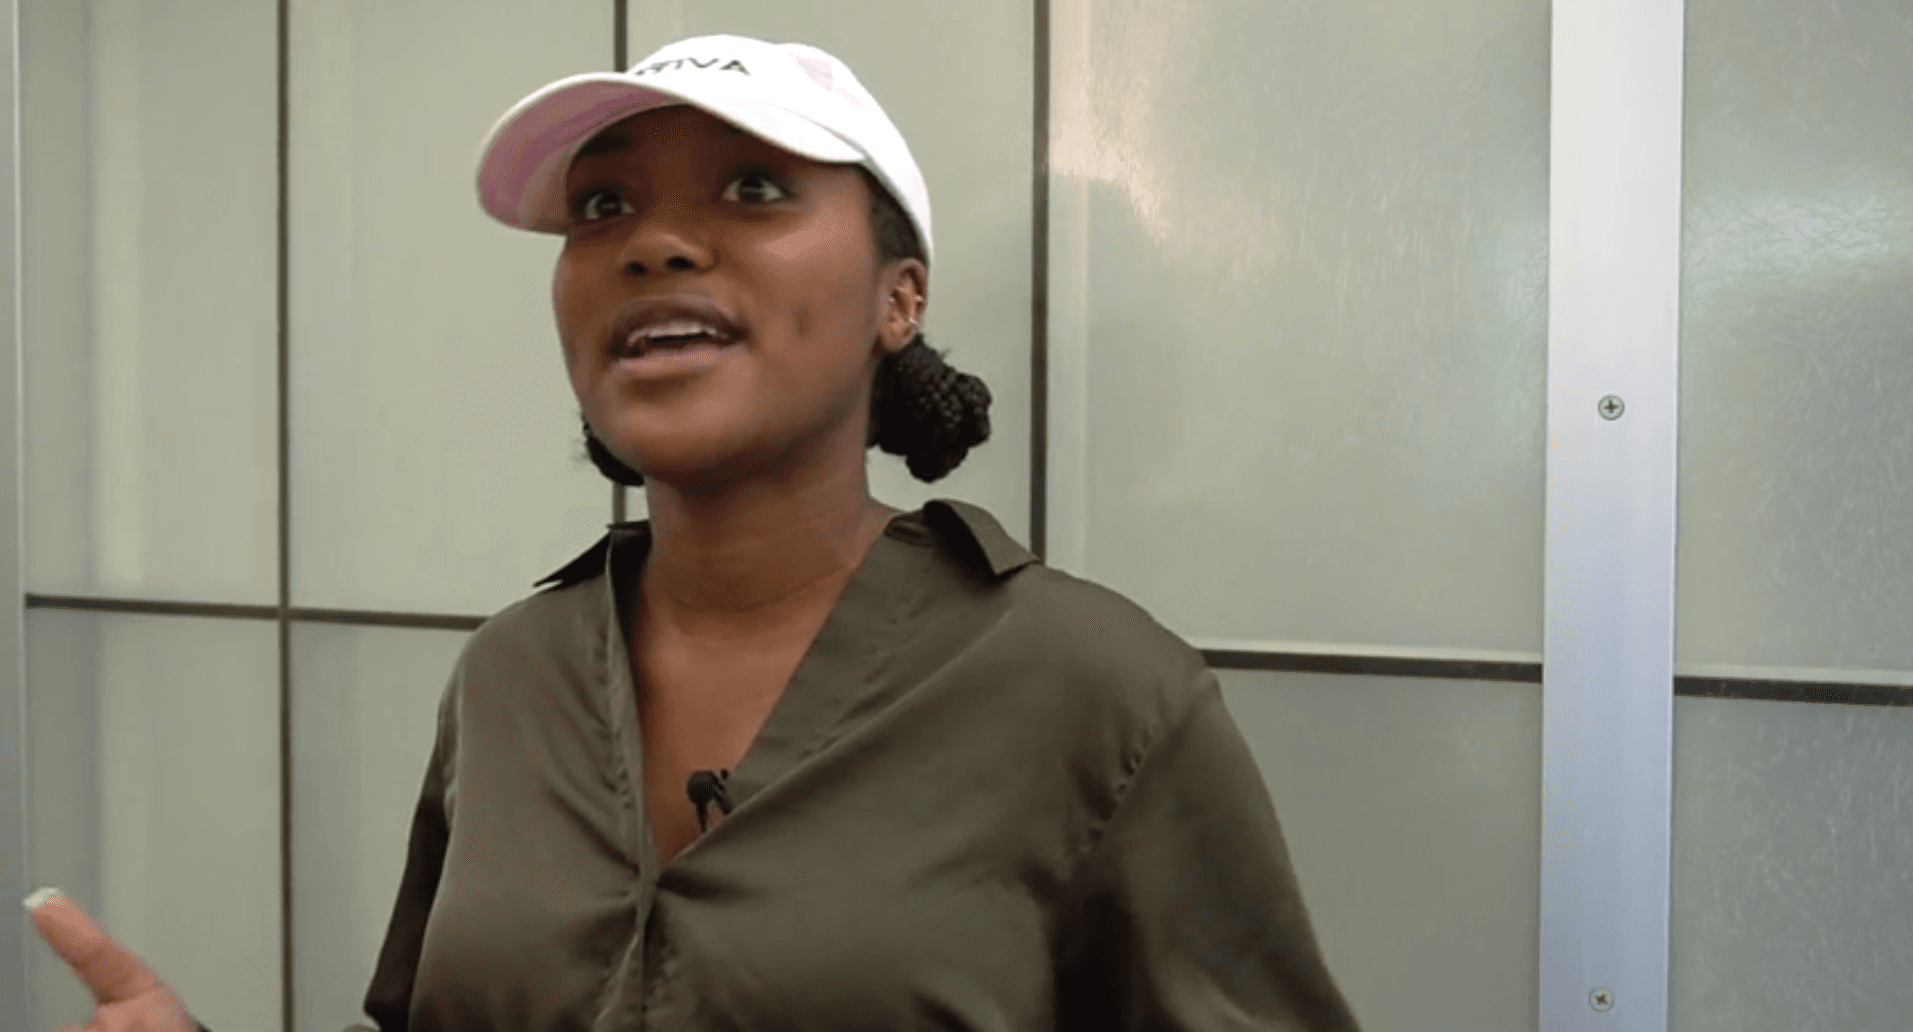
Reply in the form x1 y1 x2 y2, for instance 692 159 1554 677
23 886 63 912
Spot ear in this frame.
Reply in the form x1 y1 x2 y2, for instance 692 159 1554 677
875 259 929 357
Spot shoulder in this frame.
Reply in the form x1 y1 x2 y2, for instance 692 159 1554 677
423 538 618 757
915 501 1221 829
921 500 1212 725
446 532 618 684
1006 563 1212 721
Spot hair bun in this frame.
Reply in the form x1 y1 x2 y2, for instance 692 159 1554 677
870 337 992 482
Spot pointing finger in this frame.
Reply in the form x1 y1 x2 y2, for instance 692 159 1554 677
24 888 165 1005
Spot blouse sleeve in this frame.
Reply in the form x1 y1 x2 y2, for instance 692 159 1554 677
1055 672 1362 1032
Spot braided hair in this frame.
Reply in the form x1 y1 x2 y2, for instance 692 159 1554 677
582 168 991 486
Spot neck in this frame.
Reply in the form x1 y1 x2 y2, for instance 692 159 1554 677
638 458 894 639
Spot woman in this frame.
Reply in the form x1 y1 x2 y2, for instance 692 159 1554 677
28 33 1360 1032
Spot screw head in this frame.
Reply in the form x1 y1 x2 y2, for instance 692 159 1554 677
1590 987 1615 1012
1598 394 1625 420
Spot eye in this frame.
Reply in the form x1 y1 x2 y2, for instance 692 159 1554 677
575 187 632 223
722 172 790 204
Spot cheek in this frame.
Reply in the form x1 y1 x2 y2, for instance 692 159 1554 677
550 260 599 380
763 233 878 357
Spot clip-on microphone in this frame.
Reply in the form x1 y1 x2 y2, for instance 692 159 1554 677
686 769 733 832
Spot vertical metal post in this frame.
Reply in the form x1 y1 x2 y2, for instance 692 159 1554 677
1027 0 1050 560
1542 0 1684 1028
274 1 295 1028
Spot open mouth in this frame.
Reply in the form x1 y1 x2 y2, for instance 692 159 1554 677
619 318 736 357
608 296 747 363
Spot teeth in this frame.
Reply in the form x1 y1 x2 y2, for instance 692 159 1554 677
628 319 723 348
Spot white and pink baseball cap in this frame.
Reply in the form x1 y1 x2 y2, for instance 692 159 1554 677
474 34 934 264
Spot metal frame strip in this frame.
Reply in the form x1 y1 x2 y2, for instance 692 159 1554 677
1027 0 1050 559
274 3 295 1026
2 1 27 1024
1541 0 1685 1027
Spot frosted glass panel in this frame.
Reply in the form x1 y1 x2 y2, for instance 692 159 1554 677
1049 0 1548 653
24 611 281 1032
1219 671 1540 1032
289 0 615 614
1670 697 1913 1031
290 624 469 1032
21 0 278 603
1676 0 1913 678
627 0 1033 543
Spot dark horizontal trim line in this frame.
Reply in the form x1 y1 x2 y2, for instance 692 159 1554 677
1205 647 1912 707
1203 648 1544 684
25 594 486 632
26 594 279 621
290 607 486 631
1674 676 1912 708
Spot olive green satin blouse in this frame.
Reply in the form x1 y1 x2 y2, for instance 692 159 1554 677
207 500 1360 1032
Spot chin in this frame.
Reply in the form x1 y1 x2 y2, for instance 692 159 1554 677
605 425 764 489
589 390 851 491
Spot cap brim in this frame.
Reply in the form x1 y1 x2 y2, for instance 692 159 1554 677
477 73 865 234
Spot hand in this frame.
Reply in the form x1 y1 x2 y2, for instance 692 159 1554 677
24 889 199 1032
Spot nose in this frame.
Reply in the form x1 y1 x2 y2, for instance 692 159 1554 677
617 203 713 277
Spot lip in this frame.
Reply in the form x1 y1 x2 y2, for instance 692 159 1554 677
606 293 747 360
